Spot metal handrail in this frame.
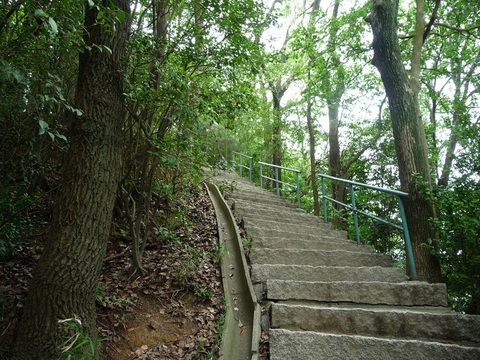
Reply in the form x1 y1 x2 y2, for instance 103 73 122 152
232 151 252 181
259 162 301 208
319 173 417 280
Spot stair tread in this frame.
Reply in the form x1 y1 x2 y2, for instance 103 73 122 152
269 329 480 360
271 303 480 343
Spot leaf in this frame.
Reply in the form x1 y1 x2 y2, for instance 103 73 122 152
55 132 67 142
38 119 49 135
34 9 48 18
88 0 94 7
48 17 58 35
48 132 55 142
117 10 127 22
12 71 23 83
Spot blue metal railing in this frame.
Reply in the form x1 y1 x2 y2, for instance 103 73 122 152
232 151 252 181
319 173 417 280
259 162 301 208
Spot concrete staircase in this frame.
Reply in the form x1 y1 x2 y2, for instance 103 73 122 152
217 171 480 360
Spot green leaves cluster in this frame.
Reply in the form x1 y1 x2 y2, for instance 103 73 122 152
430 177 480 314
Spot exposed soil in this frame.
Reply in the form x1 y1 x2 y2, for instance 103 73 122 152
0 187 224 359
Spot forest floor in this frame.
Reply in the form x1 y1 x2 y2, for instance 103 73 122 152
0 186 268 359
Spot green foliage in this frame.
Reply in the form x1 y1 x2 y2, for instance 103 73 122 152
173 247 214 301
96 282 135 309
429 176 480 314
57 316 102 360
0 141 39 258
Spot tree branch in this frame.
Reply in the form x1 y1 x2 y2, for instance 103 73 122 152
434 22 480 33
423 0 441 43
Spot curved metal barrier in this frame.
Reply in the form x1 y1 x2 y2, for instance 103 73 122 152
204 181 261 360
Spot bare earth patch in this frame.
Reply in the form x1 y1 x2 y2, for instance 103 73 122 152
0 187 225 359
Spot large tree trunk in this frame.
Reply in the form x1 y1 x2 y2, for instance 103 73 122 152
366 0 442 283
13 1 130 358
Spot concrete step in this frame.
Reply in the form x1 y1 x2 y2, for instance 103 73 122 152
269 328 480 360
230 192 298 209
246 225 347 242
231 194 302 208
242 217 334 235
232 203 324 223
253 237 374 253
251 264 408 283
266 280 448 306
239 212 329 228
271 303 480 344
250 248 394 267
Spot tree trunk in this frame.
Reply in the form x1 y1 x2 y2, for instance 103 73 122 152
305 0 321 216
366 0 442 283
325 0 347 228
13 1 130 358
124 0 169 274
272 89 282 181
307 97 320 216
328 99 346 226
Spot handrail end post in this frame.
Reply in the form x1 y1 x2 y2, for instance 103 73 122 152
321 177 328 223
397 195 418 280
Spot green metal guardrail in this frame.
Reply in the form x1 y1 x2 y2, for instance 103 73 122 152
232 151 252 181
319 173 417 280
259 162 301 208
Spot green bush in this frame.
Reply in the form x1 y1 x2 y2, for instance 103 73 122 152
0 151 39 258
430 176 480 314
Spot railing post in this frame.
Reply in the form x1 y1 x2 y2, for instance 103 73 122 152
321 177 328 223
249 158 252 181
350 184 360 244
240 155 243 177
260 164 263 189
296 172 300 208
397 195 418 280
275 167 279 196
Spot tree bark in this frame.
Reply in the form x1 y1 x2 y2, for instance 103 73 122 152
13 1 130 358
306 91 320 216
306 0 321 216
366 0 442 282
271 82 287 186
324 0 348 228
